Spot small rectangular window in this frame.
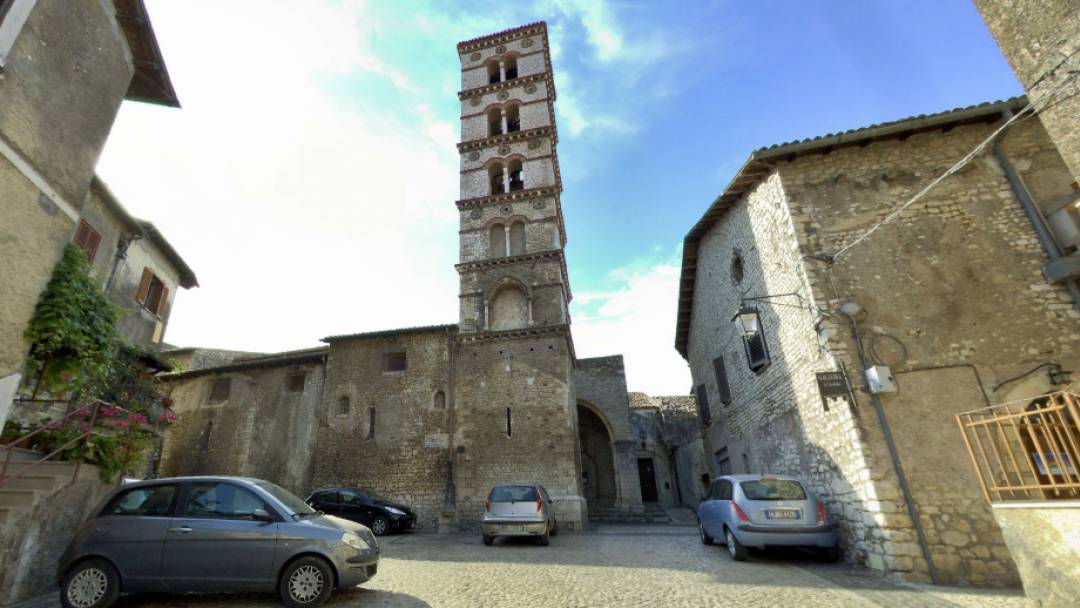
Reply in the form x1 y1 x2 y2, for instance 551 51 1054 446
506 407 512 437
286 372 306 392
384 352 406 372
136 267 169 318
713 356 732 405
207 378 231 404
73 220 102 263
368 407 376 439
338 396 350 416
695 384 711 426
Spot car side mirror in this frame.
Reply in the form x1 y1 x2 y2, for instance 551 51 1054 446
252 509 274 523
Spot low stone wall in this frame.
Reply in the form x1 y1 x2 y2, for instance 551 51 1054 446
991 502 1080 608
0 467 112 607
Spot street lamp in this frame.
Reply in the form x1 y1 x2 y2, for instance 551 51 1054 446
732 306 761 338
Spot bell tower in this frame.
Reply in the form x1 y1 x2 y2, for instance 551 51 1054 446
451 22 586 529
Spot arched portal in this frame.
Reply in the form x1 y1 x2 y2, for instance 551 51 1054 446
577 403 617 507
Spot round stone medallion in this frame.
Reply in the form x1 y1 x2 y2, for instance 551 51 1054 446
532 199 547 210
521 38 534 48
498 144 510 155
497 91 509 101
500 205 513 215
469 209 482 220
527 139 541 150
470 52 481 61
470 96 481 107
496 45 507 54
524 84 537 94
468 151 480 161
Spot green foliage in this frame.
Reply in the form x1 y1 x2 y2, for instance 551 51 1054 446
23 245 119 392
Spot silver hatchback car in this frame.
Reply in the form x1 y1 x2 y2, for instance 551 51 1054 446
697 474 839 562
481 484 558 546
57 476 379 608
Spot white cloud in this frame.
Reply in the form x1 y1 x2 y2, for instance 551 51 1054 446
572 252 691 395
98 0 460 353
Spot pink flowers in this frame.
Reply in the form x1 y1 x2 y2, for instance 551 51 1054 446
110 420 129 429
129 414 148 425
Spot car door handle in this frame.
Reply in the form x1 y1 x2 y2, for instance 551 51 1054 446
168 526 193 534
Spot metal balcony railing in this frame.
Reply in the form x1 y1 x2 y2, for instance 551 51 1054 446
957 390 1080 502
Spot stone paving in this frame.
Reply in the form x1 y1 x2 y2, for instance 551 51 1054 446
28 524 1027 608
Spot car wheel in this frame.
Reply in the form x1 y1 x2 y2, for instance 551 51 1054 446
280 556 334 608
60 558 120 608
483 534 495 546
700 523 714 545
725 528 748 561
536 530 550 546
550 519 559 537
370 516 389 536
820 545 841 563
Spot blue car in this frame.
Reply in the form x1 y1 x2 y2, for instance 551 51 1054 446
697 474 839 562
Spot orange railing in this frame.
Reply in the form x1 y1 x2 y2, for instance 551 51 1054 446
957 391 1080 502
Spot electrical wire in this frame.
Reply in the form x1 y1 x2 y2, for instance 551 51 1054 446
830 69 1080 261
991 362 1061 393
867 333 908 368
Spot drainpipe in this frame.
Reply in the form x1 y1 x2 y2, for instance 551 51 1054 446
103 233 140 294
843 310 941 585
993 109 1080 316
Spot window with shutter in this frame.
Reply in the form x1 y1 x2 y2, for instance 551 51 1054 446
73 220 102 263
136 268 153 304
713 356 732 405
695 384 711 426
741 312 771 373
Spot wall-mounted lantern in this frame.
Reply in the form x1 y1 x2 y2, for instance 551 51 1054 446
733 306 761 338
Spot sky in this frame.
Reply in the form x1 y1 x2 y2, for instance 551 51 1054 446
97 0 1022 395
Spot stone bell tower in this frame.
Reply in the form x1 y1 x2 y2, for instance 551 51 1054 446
451 22 586 529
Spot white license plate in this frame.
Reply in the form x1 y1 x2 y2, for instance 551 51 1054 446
502 524 525 533
765 510 800 520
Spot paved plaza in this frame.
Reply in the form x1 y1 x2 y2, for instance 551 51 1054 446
25 517 1027 608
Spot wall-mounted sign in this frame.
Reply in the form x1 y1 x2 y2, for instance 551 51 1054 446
424 433 449 449
816 371 852 411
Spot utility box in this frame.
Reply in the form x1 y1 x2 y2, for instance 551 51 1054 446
865 365 897 395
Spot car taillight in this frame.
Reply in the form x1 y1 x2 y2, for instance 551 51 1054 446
732 502 751 523
816 501 827 526
485 490 492 512
535 487 542 512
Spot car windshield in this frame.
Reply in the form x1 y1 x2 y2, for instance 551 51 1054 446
256 481 316 515
740 479 807 501
358 488 388 503
491 485 536 502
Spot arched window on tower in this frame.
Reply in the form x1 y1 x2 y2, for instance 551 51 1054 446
490 285 528 330
486 59 501 84
506 104 520 133
489 223 507 258
508 159 524 191
488 107 503 137
509 221 526 256
504 56 518 80
489 163 505 195
434 391 446 410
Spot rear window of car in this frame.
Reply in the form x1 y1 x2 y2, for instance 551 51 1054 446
491 485 537 502
740 479 807 501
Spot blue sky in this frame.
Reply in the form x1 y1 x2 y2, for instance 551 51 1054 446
99 0 1021 394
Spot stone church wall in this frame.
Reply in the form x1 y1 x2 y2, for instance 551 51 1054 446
575 356 642 509
313 328 454 531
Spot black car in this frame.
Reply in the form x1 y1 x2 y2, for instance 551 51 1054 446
306 487 417 535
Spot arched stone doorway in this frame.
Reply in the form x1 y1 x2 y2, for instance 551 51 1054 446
578 403 617 507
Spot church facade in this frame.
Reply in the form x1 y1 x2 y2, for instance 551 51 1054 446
157 23 701 531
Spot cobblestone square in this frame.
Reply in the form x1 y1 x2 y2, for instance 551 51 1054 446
33 522 1026 608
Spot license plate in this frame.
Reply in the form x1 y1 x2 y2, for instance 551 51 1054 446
502 524 525 533
765 510 800 520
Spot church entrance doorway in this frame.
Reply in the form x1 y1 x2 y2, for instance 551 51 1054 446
638 458 659 502
578 403 617 507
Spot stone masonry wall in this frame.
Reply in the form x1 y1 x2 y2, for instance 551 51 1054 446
687 171 888 576
575 356 642 510
778 117 1080 585
313 330 453 531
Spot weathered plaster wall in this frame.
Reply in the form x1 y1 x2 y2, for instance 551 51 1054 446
159 360 325 496
991 504 1080 607
313 330 453 531
975 0 1080 181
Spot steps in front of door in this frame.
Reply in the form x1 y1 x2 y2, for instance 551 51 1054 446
588 503 673 524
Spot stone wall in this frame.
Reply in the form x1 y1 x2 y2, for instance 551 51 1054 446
975 0 1080 181
159 357 325 496
991 503 1080 607
575 356 642 509
313 330 453 531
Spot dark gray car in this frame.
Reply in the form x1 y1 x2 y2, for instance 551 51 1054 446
56 476 379 608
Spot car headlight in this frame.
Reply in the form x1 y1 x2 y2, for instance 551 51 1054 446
341 532 370 551
385 507 406 517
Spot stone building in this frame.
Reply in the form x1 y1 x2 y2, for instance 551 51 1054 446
676 97 1080 586
0 0 179 426
158 23 703 532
